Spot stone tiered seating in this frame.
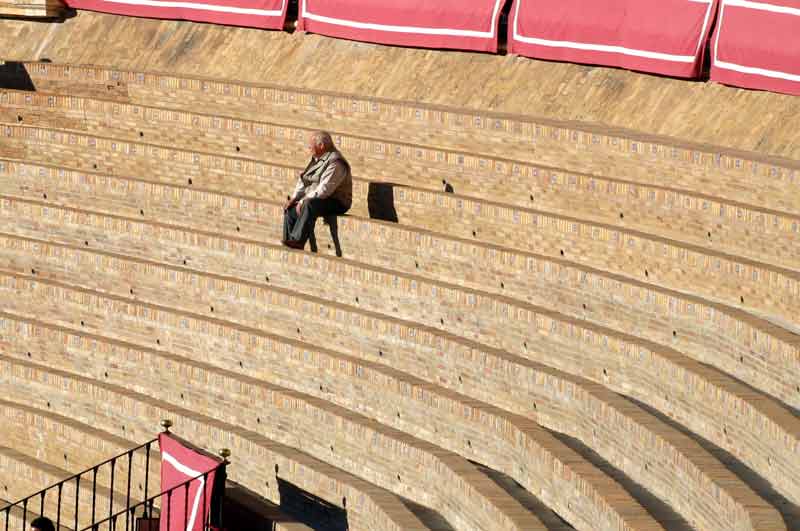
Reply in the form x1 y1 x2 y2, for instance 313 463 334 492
0 211 795 530
1 156 797 413
1 117 798 328
0 62 798 531
9 63 800 214
0 187 794 528
0 445 129 530
0 273 658 530
0 355 432 531
2 88 799 274
0 403 160 530
0 318 548 531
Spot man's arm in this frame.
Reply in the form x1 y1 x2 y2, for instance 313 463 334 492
303 161 347 201
285 173 308 210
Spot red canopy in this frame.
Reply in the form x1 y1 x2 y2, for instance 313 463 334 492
508 0 718 78
64 0 288 29
297 0 504 52
711 0 800 95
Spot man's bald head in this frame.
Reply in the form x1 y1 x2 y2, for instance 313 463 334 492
308 131 335 158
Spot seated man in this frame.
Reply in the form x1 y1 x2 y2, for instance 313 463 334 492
282 131 352 249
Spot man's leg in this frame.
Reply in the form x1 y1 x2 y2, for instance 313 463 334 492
283 206 299 243
287 198 346 245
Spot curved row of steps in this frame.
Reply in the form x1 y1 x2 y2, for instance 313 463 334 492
1 122 798 337
0 177 796 524
1 149 798 413
0 314 548 531
0 355 436 531
0 223 794 529
0 445 127 530
0 400 161 529
1 159 797 415
0 276 662 530
1 89 799 277
4 62 800 215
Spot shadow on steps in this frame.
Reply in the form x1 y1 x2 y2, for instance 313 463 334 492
400 498 455 531
628 396 800 531
548 430 693 531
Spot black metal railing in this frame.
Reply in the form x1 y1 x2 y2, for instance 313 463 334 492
1 438 158 531
81 460 227 531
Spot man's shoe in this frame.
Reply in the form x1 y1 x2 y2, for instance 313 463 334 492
282 239 305 250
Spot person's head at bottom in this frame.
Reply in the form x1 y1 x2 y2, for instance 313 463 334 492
30 517 55 531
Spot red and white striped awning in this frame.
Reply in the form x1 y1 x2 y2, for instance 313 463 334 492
711 0 800 95
64 0 288 29
508 0 718 78
298 0 504 52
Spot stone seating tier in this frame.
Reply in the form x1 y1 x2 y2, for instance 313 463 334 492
0 322 656 531
0 273 572 531
0 445 130 530
0 401 160 529
0 355 433 531
2 174 799 499
0 236 792 528
1 124 798 335
0 398 158 481
1 157 798 413
2 90 799 274
1 167 800 498
5 64 800 216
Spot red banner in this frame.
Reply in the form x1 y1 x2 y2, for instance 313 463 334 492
508 0 718 78
159 433 220 531
63 0 288 29
297 0 504 52
711 0 800 95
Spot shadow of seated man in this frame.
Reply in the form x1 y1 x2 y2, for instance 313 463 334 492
282 130 352 250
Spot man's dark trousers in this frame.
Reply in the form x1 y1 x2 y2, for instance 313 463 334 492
283 197 349 247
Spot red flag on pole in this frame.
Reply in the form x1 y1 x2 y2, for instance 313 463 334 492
158 433 221 531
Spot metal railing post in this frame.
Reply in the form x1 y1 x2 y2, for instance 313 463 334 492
147 499 154 527
109 458 116 522
125 452 132 531
143 442 151 519
21 498 27 531
92 466 98 527
56 482 62 531
75 474 81 531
